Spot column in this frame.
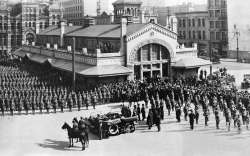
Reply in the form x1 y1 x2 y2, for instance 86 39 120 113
160 63 163 78
140 65 143 81
159 45 162 60
149 44 152 78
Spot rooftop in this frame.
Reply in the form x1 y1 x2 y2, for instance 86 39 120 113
113 0 142 5
39 23 147 38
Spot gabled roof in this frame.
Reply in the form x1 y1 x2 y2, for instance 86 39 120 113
39 25 82 36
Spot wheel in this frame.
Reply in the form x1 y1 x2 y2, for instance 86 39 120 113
108 124 119 136
129 123 135 133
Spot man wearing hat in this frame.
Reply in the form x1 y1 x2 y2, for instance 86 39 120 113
189 109 195 130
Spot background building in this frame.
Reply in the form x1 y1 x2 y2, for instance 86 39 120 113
208 0 228 57
176 11 209 56
0 0 11 56
61 0 97 25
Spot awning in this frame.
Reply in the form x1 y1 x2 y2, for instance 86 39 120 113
80 65 132 77
28 54 50 64
48 59 93 73
13 49 27 57
172 57 212 69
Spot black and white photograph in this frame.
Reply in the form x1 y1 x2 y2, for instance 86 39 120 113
0 0 250 156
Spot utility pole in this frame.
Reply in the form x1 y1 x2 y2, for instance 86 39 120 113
72 37 76 92
233 24 240 62
209 36 212 75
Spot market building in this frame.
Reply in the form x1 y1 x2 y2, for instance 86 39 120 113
14 0 210 85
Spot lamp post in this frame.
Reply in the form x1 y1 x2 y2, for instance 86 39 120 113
72 37 76 92
233 24 240 62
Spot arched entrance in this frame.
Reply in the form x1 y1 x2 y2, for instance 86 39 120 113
26 33 35 44
132 43 171 80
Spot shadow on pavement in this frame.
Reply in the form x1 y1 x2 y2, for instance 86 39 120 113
37 139 77 151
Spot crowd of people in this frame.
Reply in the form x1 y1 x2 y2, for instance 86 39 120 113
1 58 250 133
0 58 111 115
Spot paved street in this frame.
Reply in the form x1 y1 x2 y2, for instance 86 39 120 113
1 102 250 156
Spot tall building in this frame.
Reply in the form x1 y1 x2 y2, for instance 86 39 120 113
0 0 11 56
97 0 114 15
176 11 209 55
61 0 97 25
208 0 228 57
113 0 142 24
10 1 51 46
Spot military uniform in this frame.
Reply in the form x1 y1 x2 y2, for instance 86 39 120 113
189 110 195 130
214 108 220 129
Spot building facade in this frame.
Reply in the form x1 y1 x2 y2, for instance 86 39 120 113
14 0 210 85
113 0 142 24
208 0 228 57
61 0 97 25
176 11 209 56
0 0 11 56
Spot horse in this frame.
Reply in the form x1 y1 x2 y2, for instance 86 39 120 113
61 122 89 150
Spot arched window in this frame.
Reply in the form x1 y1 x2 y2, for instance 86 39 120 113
29 22 32 27
0 23 2 30
0 16 2 21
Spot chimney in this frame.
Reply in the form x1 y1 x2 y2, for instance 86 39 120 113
120 17 127 53
60 20 66 47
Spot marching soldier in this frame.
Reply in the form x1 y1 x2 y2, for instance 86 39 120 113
137 103 141 121
67 95 73 112
144 91 149 108
31 96 36 114
39 97 44 113
0 98 5 115
91 92 97 109
52 96 58 113
189 109 195 130
195 103 199 124
165 95 171 116
245 111 249 130
141 103 146 121
159 99 164 120
58 95 64 112
23 98 29 115
214 107 220 129
155 104 161 132
77 93 82 111
224 107 231 131
9 99 14 116
203 107 209 126
86 92 90 110
175 103 181 122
